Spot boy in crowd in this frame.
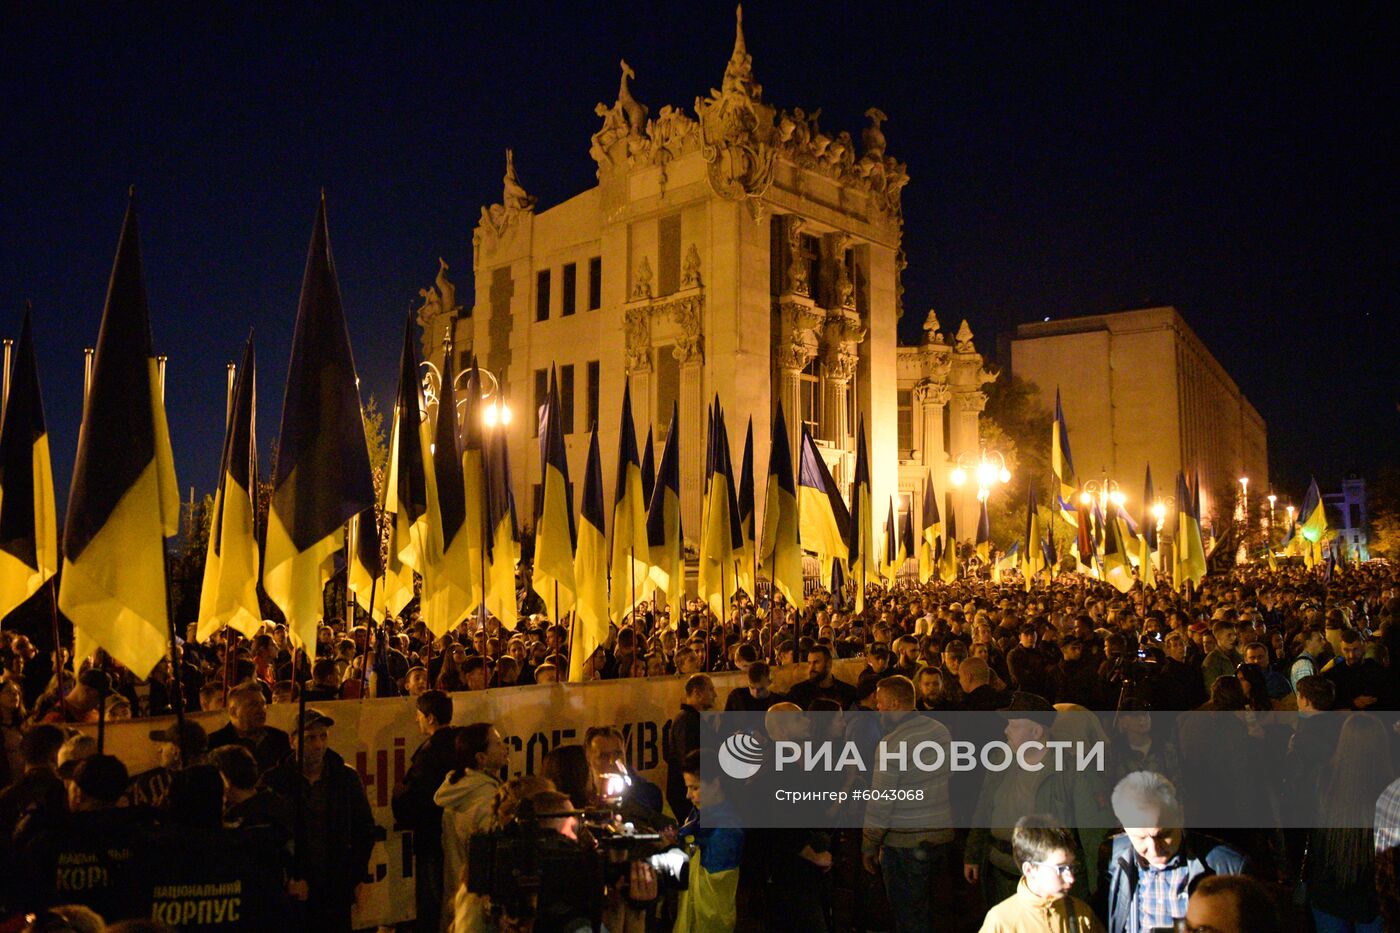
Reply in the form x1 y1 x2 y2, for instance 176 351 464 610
980 815 1105 932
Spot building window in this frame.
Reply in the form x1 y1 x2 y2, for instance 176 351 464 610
533 369 549 437
562 263 577 317
658 214 681 296
655 345 679 433
559 364 575 435
535 270 551 322
586 361 600 431
897 389 913 457
588 257 602 310
800 357 820 439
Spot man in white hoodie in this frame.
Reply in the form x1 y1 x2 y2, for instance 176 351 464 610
434 722 508 932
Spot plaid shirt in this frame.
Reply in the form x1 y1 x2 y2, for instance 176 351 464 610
1133 853 1190 933
1376 777 1400 854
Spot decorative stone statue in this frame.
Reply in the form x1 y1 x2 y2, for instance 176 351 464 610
616 60 648 135
922 308 943 344
955 319 976 354
862 108 888 160
695 5 777 206
681 244 702 289
631 256 653 300
502 149 536 212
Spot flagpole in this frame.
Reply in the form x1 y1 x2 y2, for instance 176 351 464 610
361 572 380 700
161 535 187 733
2 337 12 408
47 578 65 723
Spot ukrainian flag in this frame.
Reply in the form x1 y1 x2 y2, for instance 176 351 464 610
975 498 992 565
698 404 741 622
759 402 803 611
1175 470 1206 590
0 307 58 624
1022 486 1046 591
917 472 940 584
196 335 260 641
1298 477 1327 544
570 426 608 681
848 417 877 610
797 425 849 564
609 379 649 622
938 506 959 583
532 367 576 623
421 342 476 636
646 402 684 624
1052 389 1079 526
60 195 181 677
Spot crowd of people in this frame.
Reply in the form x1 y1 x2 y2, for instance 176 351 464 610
0 561 1396 932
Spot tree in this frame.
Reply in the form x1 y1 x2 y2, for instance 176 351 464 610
981 373 1061 550
1369 466 1400 560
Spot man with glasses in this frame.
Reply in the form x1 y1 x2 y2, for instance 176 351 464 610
978 814 1105 932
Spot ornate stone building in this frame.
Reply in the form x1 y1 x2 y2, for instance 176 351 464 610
422 8 991 548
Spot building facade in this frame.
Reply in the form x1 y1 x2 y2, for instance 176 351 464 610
1324 477 1369 561
416 10 991 548
1010 306 1268 534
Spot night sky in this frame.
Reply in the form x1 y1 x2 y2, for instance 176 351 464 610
2 2 1395 521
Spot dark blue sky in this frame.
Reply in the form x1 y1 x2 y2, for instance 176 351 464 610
1 2 1395 518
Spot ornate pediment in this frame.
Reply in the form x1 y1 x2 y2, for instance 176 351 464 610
591 61 701 194
775 105 909 224
695 6 777 208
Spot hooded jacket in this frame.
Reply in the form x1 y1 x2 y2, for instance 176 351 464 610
434 768 499 931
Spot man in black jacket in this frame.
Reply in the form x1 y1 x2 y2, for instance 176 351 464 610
207 682 291 773
265 708 376 932
392 690 457 933
663 674 714 820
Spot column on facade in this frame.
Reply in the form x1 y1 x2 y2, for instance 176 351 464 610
914 379 950 512
821 307 863 454
947 320 996 541
775 299 823 465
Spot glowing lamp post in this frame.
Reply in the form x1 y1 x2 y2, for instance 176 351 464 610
950 448 1011 503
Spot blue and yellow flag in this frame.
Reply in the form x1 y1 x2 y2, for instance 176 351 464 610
609 379 649 622
1021 486 1046 591
975 498 992 564
1102 503 1134 594
570 426 608 681
1138 464 1157 590
1298 477 1327 543
1175 470 1206 590
60 195 181 676
848 416 877 609
532 367 576 623
483 422 519 625
917 472 940 584
381 313 442 618
879 498 898 586
197 335 260 641
698 403 741 621
938 505 959 583
646 401 684 624
759 402 803 611
1052 389 1079 525
421 344 477 636
735 417 756 599
0 307 58 625
797 425 850 564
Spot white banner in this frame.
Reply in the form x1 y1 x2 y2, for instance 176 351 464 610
84 660 861 926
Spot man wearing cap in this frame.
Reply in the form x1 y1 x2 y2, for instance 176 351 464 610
264 708 376 932
11 754 153 923
38 669 106 724
126 719 209 809
207 682 292 774
964 693 1111 908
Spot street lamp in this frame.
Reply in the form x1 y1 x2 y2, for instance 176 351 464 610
951 448 1011 502
421 359 511 432
1079 477 1126 514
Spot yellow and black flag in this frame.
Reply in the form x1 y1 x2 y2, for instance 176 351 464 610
797 424 850 564
880 499 897 585
570 425 608 681
735 417 756 599
532 367 576 623
646 401 684 624
1299 477 1327 547
264 197 376 657
698 404 742 621
917 472 940 583
759 402 803 612
60 196 180 677
196 335 260 641
848 416 877 610
421 348 475 635
609 379 649 622
381 314 441 618
0 307 58 623
483 424 519 625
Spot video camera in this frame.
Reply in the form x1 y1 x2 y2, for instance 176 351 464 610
466 798 687 931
